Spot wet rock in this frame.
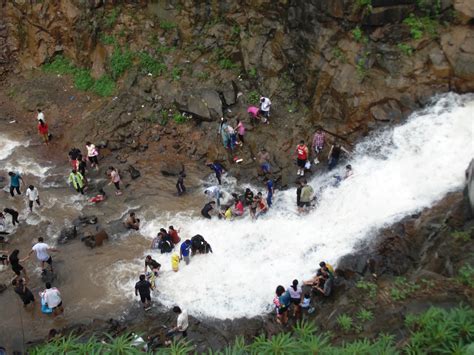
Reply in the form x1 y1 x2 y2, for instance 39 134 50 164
82 230 109 248
57 226 78 244
0 176 5 189
370 100 402 122
0 284 6 293
337 252 370 278
41 269 56 284
160 160 184 176
73 215 98 227
128 165 141 179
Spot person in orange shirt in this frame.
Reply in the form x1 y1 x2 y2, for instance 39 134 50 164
295 140 308 176
37 119 49 145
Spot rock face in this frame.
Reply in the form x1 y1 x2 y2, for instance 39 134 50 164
175 89 223 121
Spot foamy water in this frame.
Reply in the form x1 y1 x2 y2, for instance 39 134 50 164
0 136 23 160
112 93 474 320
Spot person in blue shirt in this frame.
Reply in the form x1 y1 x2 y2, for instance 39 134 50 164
207 162 225 185
180 239 192 265
265 177 274 207
275 285 291 325
8 172 23 197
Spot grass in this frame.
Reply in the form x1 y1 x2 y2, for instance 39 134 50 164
356 0 372 14
248 67 257 78
356 280 377 299
171 67 182 81
452 230 471 242
137 51 167 76
194 71 210 80
356 308 374 322
100 34 117 46
91 75 116 97
457 264 474 288
42 55 76 75
398 43 414 56
403 13 439 40
352 26 368 44
104 7 120 29
337 314 353 332
109 46 134 80
73 69 95 91
173 112 187 124
247 90 260 105
390 277 420 301
332 47 347 63
218 58 239 70
160 20 177 31
355 54 370 80
30 307 474 354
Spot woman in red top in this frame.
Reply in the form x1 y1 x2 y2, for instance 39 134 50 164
37 119 49 145
295 140 308 176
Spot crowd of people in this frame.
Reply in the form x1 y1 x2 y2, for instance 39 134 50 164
0 96 356 346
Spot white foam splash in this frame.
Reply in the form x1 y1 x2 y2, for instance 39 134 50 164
104 93 474 319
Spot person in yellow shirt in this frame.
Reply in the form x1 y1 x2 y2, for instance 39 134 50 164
171 253 180 272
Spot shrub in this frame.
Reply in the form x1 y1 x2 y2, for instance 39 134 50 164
247 90 260 105
398 43 414 56
219 58 238 70
92 75 115 97
248 67 257 78
356 280 378 298
352 26 368 43
452 230 471 242
42 55 76 75
109 46 134 80
356 308 374 322
173 112 187 124
137 52 166 76
390 277 420 301
356 0 373 14
337 314 353 332
403 14 438 40
73 69 95 91
171 67 182 81
104 7 120 29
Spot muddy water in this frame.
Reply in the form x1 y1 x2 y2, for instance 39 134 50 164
0 123 211 351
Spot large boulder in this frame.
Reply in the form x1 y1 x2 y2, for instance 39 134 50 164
370 100 402 122
454 0 474 22
441 27 474 86
175 89 223 121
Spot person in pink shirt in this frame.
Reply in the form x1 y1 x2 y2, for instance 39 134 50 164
108 166 122 195
235 118 246 145
247 106 260 122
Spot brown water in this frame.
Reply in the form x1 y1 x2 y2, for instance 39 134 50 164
0 123 210 351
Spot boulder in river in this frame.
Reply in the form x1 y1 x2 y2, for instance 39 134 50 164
160 161 184 176
57 226 78 244
128 165 141 180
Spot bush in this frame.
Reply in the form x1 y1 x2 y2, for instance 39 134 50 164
356 308 374 322
173 112 187 124
73 69 95 91
247 90 260 105
92 75 115 97
397 43 414 56
452 230 471 242
457 264 474 288
356 280 378 299
219 58 238 70
109 46 134 80
171 67 182 81
390 277 420 301
104 7 120 29
352 26 368 43
356 0 373 14
42 55 76 75
160 20 176 31
337 314 353 332
137 51 167 76
403 14 439 40
248 67 257 78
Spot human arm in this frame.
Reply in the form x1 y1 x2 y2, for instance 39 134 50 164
341 146 351 156
328 145 334 159
135 285 138 296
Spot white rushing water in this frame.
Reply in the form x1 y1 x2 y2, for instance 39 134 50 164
115 93 474 320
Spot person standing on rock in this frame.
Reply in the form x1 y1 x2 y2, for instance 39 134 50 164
144 255 161 277
218 118 231 149
68 169 85 195
108 167 122 195
85 142 100 170
41 282 64 316
3 208 19 226
77 155 88 184
259 97 272 124
227 124 237 151
288 279 303 318
311 127 326 164
257 148 271 174
295 140 309 176
165 306 189 344
135 274 152 311
36 109 45 122
176 169 186 196
274 285 291 325
328 141 351 170
299 180 314 213
207 162 225 185
26 237 58 273
9 249 28 280
8 172 23 197
25 185 40 212
37 119 49 145
235 118 246 145
204 185 221 207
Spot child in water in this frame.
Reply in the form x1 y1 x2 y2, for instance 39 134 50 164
171 253 180 272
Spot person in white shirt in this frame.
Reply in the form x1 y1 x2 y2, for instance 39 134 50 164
42 282 64 315
259 96 272 124
166 306 189 344
204 186 221 207
85 141 100 170
37 109 45 122
25 185 40 212
108 166 122 195
26 237 58 272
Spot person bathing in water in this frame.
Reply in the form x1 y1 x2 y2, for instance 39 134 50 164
124 212 140 230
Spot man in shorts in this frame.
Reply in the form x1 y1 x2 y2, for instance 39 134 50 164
135 274 152 310
257 148 271 174
27 237 58 272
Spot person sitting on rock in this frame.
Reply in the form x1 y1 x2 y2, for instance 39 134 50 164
168 226 181 245
124 212 140 230
158 232 173 254
201 201 216 219
144 255 161 277
191 235 212 255
313 269 334 297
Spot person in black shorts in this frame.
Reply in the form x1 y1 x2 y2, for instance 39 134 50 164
3 208 19 226
135 274 152 310
9 249 27 280
12 278 35 307
201 201 215 219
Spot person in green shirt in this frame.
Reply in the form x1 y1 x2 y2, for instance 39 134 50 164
68 169 85 195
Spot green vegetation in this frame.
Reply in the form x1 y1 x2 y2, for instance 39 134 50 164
390 277 420 301
248 67 257 78
247 90 260 105
218 58 239 70
104 7 120 29
403 13 439 40
137 51 167 76
287 102 297 113
160 20 177 31
356 280 378 299
109 46 134 80
457 264 474 287
173 112 187 124
337 314 353 332
91 75 116 97
73 69 95 91
100 34 117 46
332 47 347 63
352 26 368 44
231 24 241 36
194 71 210 80
452 230 471 242
417 0 441 16
356 0 373 14
30 306 474 354
356 308 374 322
42 55 76 75
397 43 414 56
171 67 182 81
